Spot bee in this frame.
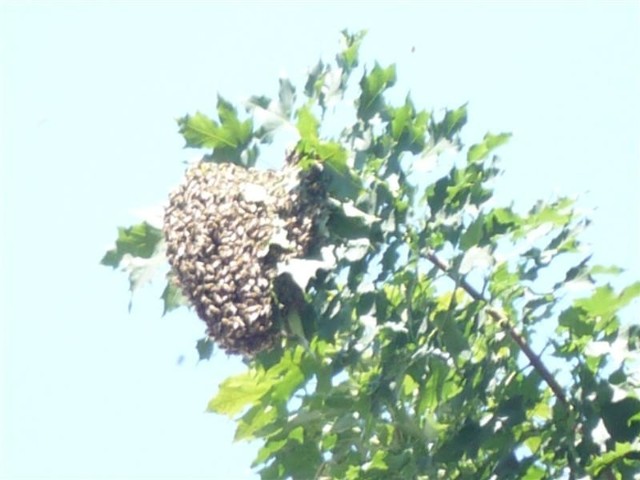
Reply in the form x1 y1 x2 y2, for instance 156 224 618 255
212 292 224 305
206 304 221 318
195 262 207 277
243 306 262 325
222 303 238 317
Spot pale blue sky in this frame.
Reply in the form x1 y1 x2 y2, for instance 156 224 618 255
1 2 638 479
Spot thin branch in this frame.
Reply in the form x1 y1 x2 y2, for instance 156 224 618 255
485 307 568 406
424 250 569 407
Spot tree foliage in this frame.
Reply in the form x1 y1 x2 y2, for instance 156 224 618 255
102 31 640 479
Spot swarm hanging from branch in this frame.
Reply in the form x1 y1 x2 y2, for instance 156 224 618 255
163 159 326 355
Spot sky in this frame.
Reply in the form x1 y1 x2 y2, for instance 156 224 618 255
1 2 638 479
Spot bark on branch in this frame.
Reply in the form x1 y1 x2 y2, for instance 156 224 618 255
424 250 568 406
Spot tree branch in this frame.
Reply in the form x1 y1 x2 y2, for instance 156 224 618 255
424 250 569 406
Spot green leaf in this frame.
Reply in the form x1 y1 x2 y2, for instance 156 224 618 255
288 426 304 444
337 29 366 72
513 198 574 240
276 437 321 479
363 449 388 472
278 78 296 118
467 132 512 163
300 147 362 202
122 251 167 311
357 63 396 121
161 278 188 315
254 437 288 467
490 262 520 298
424 174 450 215
390 98 414 140
207 370 273 417
389 96 429 154
420 358 450 411
216 95 254 145
576 282 640 325
246 95 271 110
271 363 305 403
562 255 593 283
102 222 166 311
317 140 347 163
620 281 640 306
524 435 542 454
178 96 254 164
177 112 231 148
600 397 640 443
196 337 214 362
296 104 319 141
304 60 325 98
277 250 336 294
587 442 636 476
235 404 280 441
285 310 308 347
431 104 467 142
326 202 380 240
402 373 420 397
557 306 592 337
245 94 289 143
459 213 485 251
591 265 624 276
522 464 546 480
440 313 469 356
101 222 163 268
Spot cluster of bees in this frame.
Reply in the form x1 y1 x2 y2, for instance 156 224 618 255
163 159 326 355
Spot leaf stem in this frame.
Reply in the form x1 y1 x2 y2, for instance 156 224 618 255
424 250 569 406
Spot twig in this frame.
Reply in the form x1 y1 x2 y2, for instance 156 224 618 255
424 250 569 407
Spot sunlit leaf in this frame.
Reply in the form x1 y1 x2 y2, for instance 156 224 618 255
431 104 467 142
177 111 226 148
337 29 366 72
390 98 413 140
207 370 273 417
363 450 388 472
254 438 288 467
576 282 640 323
235 404 280 441
178 96 254 165
467 132 512 163
389 96 429 154
296 104 319 141
557 306 592 337
587 442 636 476
591 265 624 276
357 63 396 121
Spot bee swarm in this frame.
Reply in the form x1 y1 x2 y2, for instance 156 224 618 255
163 160 325 355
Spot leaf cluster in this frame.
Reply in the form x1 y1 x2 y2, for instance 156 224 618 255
102 31 640 479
